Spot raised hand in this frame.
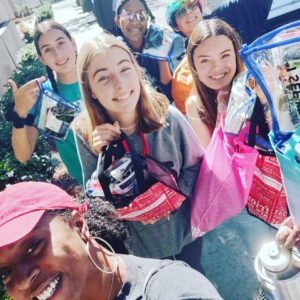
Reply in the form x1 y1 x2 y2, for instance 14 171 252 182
8 76 45 118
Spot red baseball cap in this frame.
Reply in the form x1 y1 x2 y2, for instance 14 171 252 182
0 181 87 248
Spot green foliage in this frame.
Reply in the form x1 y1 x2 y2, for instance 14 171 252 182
23 31 34 44
0 43 56 192
35 2 54 23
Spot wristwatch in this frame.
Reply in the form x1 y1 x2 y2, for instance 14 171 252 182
12 111 27 129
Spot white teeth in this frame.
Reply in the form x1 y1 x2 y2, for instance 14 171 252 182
57 59 68 66
116 92 131 101
36 276 60 300
211 74 225 79
129 29 140 33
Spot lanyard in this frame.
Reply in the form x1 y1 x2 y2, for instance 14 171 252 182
121 132 149 156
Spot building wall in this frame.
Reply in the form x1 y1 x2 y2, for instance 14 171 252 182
0 0 24 95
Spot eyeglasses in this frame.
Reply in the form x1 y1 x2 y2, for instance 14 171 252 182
119 10 149 22
175 1 200 19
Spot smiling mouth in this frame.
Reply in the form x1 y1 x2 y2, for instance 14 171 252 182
186 16 198 24
113 90 133 102
210 74 226 80
35 274 61 300
56 59 69 66
128 28 141 33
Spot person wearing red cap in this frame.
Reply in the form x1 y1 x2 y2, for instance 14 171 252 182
0 181 222 300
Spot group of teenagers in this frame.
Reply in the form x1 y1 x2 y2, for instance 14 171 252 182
2 0 297 299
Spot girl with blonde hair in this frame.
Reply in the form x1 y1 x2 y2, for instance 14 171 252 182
74 32 205 272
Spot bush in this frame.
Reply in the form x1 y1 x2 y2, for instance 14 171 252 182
0 43 56 191
35 2 54 23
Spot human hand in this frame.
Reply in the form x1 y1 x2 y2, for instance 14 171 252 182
276 216 300 249
8 76 45 118
92 121 121 153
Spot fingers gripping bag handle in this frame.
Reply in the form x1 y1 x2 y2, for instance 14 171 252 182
240 20 300 140
97 132 147 207
108 133 186 223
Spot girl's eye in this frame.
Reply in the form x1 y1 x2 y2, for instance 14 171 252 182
98 76 109 83
26 240 43 256
0 268 11 284
199 59 210 64
58 41 66 47
221 53 231 59
121 67 130 73
43 48 51 54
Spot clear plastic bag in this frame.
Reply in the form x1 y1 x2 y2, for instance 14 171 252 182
34 81 80 140
240 21 300 136
224 71 256 135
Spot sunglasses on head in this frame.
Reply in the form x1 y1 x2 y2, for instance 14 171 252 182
119 10 149 22
175 0 200 19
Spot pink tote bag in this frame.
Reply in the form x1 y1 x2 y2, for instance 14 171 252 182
191 121 258 239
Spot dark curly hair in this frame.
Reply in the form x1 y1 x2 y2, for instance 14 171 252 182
46 198 130 254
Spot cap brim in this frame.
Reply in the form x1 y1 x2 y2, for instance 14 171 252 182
0 210 45 248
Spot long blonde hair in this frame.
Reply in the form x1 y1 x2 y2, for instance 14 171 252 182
187 19 244 130
76 32 168 149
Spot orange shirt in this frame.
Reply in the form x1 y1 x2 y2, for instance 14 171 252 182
171 56 194 115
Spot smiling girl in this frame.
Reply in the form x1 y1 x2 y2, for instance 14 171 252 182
187 18 276 269
10 20 83 184
186 19 244 147
74 32 204 271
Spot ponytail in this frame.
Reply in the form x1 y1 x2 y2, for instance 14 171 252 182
46 66 59 94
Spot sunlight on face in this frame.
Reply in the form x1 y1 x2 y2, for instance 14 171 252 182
38 29 77 75
193 35 237 91
117 0 148 49
87 46 140 122
0 215 90 300
175 1 203 37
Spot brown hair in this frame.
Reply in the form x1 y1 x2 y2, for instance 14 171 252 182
187 19 244 130
76 32 168 151
34 20 74 94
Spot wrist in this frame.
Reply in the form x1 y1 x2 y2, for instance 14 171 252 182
14 108 28 119
12 111 27 129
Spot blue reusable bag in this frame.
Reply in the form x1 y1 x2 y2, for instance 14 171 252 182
240 21 300 224
269 128 300 223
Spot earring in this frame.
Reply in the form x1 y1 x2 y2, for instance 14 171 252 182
86 236 119 274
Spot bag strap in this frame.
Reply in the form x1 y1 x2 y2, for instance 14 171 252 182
98 132 149 200
121 132 148 192
121 132 149 156
248 99 274 155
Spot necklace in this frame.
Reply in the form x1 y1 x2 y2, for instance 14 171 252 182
120 121 138 131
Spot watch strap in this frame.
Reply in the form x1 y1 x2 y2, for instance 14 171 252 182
12 111 27 129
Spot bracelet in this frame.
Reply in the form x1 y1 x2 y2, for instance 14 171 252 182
12 111 27 129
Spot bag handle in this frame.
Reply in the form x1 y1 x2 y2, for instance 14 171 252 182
120 132 149 193
248 99 274 156
98 132 149 202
